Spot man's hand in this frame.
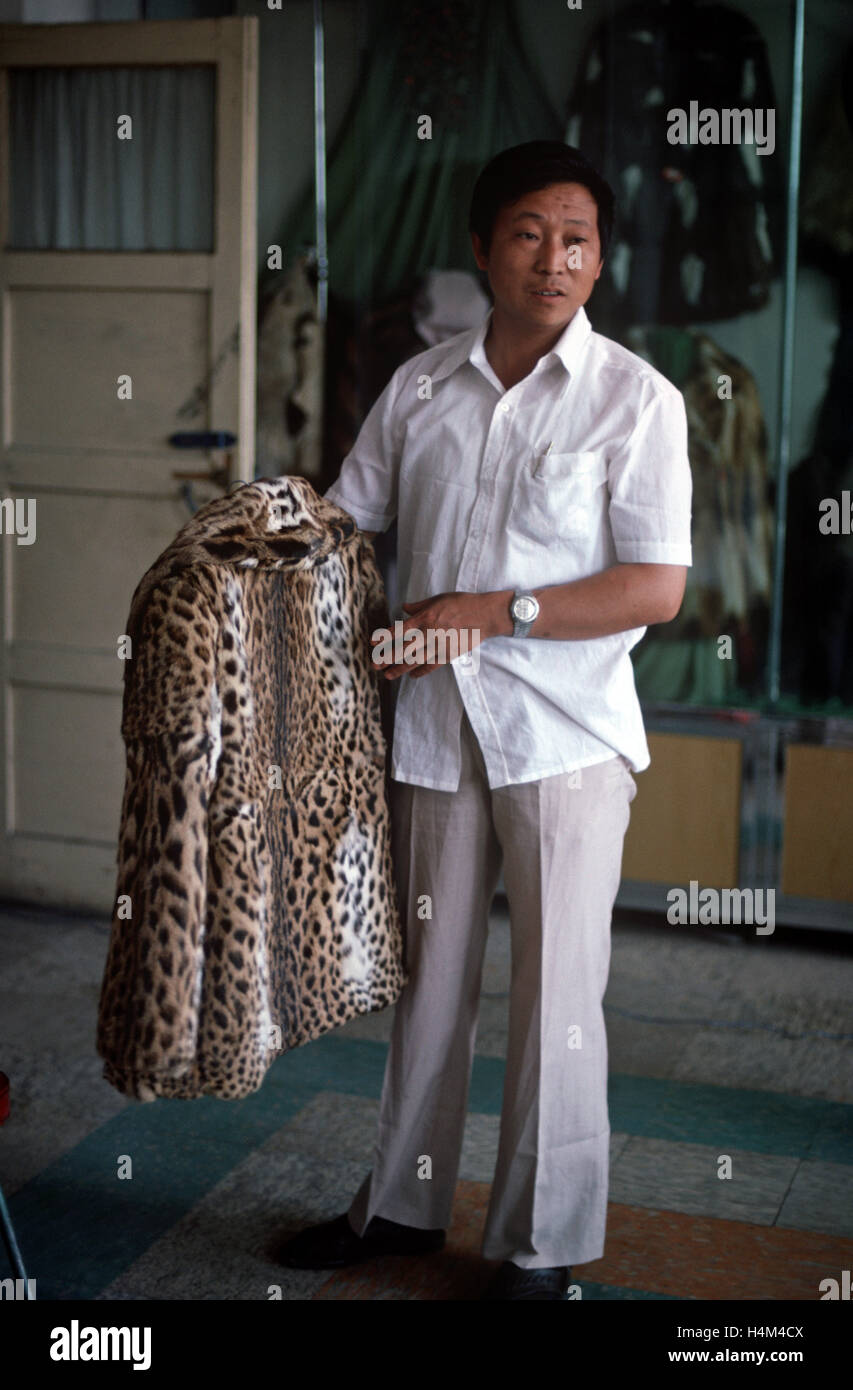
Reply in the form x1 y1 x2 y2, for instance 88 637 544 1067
370 564 687 680
371 591 505 680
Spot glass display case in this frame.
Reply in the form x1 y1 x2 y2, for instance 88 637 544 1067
284 0 853 929
546 0 853 929
584 0 853 930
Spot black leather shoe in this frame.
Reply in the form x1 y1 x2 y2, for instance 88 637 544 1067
274 1212 446 1270
480 1261 572 1300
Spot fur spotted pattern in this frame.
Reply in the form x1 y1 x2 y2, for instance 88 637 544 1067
96 477 407 1101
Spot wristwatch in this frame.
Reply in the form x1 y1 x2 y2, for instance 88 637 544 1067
510 590 540 638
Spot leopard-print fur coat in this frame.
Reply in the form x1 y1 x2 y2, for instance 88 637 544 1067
96 476 407 1102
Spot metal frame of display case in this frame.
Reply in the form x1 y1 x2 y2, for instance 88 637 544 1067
614 0 853 936
615 702 853 934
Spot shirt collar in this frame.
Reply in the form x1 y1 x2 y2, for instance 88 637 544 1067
429 302 592 388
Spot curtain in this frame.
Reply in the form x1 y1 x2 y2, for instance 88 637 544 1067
10 65 215 251
277 0 565 310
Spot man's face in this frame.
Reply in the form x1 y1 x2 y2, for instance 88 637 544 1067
471 181 603 332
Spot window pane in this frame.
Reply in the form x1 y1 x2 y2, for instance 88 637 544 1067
9 65 215 251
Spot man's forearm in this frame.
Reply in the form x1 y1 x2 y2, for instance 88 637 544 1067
482 563 687 641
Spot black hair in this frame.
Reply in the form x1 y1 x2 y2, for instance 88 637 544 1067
469 140 615 263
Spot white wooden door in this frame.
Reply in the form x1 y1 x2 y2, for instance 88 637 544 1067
0 16 258 909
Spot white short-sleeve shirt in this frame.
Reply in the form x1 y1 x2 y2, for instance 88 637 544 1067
324 303 692 790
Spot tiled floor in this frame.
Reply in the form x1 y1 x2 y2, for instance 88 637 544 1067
1 900 851 1300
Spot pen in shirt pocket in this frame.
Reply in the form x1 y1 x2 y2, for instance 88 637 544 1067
541 375 572 458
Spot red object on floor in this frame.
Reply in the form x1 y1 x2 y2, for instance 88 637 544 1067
0 1071 9 1125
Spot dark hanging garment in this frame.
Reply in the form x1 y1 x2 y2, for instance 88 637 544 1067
626 327 774 703
97 478 407 1102
566 1 785 330
782 449 853 708
782 53 853 709
799 45 853 261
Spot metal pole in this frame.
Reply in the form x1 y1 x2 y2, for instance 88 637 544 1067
767 0 806 705
313 0 329 324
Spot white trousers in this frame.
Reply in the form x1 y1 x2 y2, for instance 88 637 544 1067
348 705 637 1267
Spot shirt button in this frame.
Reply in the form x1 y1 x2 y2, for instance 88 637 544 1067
499 403 510 413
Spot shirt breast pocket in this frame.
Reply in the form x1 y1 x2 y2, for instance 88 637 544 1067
522 450 609 540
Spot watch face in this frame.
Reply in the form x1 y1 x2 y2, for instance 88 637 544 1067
514 596 537 622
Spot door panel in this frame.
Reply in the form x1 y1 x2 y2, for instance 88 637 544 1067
13 688 122 843
10 490 192 647
782 746 853 902
622 733 743 887
0 16 258 908
10 287 209 446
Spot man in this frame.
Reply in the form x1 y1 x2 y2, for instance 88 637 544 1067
277 141 692 1299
